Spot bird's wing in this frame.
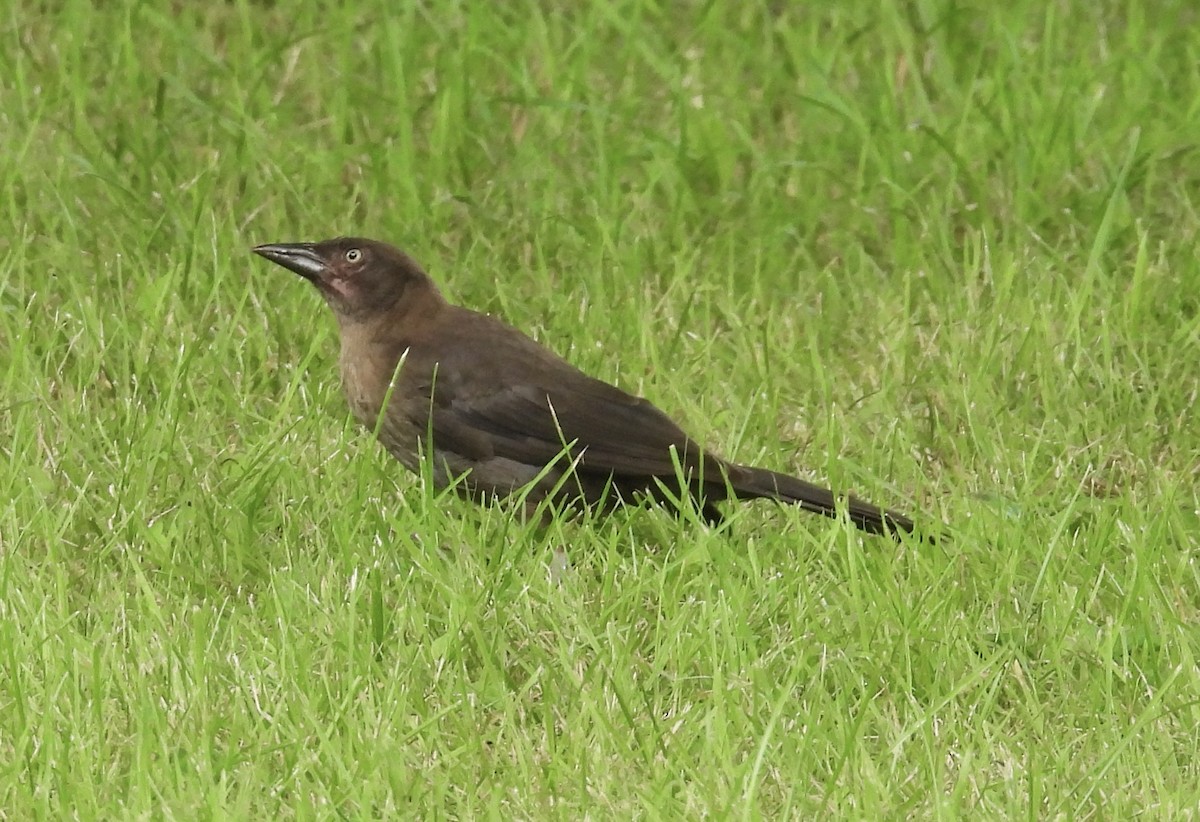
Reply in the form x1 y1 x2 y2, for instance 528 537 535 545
429 376 721 479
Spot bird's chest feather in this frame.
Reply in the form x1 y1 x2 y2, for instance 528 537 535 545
338 348 385 426
337 336 429 471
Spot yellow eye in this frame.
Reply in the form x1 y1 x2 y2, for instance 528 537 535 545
345 248 362 263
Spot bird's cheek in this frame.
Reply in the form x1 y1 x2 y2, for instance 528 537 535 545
325 276 356 302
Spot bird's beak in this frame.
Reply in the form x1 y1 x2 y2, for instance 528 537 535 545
253 243 330 282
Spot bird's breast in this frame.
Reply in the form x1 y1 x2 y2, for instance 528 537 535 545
338 342 425 473
338 353 381 427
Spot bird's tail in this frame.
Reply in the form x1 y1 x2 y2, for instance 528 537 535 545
730 464 916 537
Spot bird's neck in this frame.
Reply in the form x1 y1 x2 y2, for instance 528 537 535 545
335 282 446 341
335 286 448 430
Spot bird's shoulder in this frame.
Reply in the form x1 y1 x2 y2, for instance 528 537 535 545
406 305 639 404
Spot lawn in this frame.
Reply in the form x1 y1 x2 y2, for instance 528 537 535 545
2 0 1198 817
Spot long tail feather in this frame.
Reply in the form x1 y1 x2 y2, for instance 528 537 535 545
731 465 917 537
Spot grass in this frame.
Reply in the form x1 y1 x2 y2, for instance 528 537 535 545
1 0 1198 816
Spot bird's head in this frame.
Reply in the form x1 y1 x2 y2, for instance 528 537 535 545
253 237 436 320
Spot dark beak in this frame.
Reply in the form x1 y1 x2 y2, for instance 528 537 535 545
253 243 329 282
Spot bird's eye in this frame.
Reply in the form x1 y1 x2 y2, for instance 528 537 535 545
345 249 362 263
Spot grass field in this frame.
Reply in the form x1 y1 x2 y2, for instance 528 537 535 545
2 0 1198 817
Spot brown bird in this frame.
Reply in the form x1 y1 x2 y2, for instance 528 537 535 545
253 237 921 537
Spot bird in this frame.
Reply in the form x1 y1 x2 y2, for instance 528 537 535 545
253 237 923 537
